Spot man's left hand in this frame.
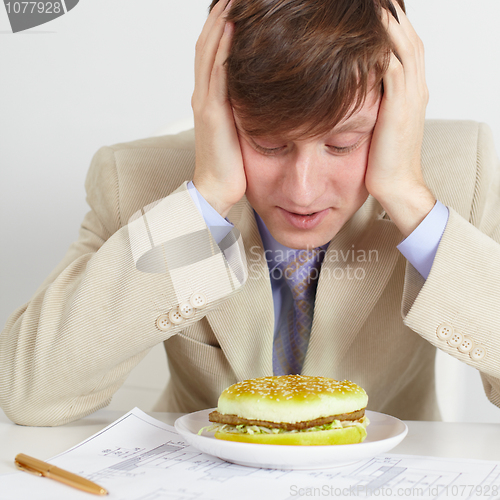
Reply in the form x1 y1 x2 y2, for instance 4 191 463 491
365 1 436 239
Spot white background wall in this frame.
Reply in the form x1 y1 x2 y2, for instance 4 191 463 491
1 0 499 422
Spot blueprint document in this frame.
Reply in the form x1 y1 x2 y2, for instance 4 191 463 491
1 408 499 500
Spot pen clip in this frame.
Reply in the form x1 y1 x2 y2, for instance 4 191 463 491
15 460 43 477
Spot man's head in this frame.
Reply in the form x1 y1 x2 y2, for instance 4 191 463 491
208 0 406 249
209 0 405 138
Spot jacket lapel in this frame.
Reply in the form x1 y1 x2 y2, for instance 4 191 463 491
302 196 403 377
205 198 275 381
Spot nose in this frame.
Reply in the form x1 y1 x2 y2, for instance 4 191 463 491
281 147 325 209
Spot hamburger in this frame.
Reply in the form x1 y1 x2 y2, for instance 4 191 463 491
200 375 369 445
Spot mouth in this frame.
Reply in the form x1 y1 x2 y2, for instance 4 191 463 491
279 207 329 230
283 207 323 216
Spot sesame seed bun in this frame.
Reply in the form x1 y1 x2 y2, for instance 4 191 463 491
206 375 369 445
218 375 368 423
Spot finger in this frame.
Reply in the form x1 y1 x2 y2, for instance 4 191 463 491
387 1 399 24
195 1 232 99
382 51 406 103
385 3 427 96
391 2 427 93
208 22 234 104
196 0 231 59
382 8 418 93
195 0 231 71
390 2 417 41
390 1 425 64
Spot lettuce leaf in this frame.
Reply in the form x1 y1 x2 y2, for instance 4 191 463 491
198 416 369 436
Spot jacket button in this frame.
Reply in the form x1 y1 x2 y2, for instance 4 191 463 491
156 314 172 332
436 322 454 340
179 301 195 319
168 307 184 325
458 336 475 354
448 331 464 347
190 292 207 309
470 345 487 361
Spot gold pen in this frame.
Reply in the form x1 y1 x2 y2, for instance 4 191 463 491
14 453 108 496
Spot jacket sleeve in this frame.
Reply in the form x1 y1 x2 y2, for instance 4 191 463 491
0 146 246 426
401 122 500 410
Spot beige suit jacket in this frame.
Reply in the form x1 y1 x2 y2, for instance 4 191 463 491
1 120 500 426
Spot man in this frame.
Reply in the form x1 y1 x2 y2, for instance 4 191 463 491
1 0 499 426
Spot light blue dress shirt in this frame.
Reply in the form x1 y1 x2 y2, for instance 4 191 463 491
186 180 449 335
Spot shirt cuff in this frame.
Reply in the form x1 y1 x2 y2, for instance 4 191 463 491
186 181 234 245
397 200 449 280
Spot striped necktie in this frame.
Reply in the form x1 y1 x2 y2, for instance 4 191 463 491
272 246 326 375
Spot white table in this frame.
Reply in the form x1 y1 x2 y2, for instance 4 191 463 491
1 408 499 476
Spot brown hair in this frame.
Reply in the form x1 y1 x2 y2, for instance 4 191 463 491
209 0 405 138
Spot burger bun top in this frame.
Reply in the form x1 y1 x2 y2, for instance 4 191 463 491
217 375 368 424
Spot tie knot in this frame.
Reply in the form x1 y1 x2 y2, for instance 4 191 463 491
275 247 326 301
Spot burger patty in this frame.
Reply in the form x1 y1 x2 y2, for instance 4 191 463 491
208 408 365 431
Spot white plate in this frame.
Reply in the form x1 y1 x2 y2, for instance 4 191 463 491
174 409 407 470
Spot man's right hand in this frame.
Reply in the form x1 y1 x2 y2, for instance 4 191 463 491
191 0 246 219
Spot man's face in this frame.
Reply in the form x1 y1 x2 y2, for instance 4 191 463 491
237 89 382 249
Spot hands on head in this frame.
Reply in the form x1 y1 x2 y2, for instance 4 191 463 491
367 1 436 237
192 0 245 219
192 0 435 242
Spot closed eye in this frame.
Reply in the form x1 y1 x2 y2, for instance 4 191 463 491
326 142 360 155
253 143 287 156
